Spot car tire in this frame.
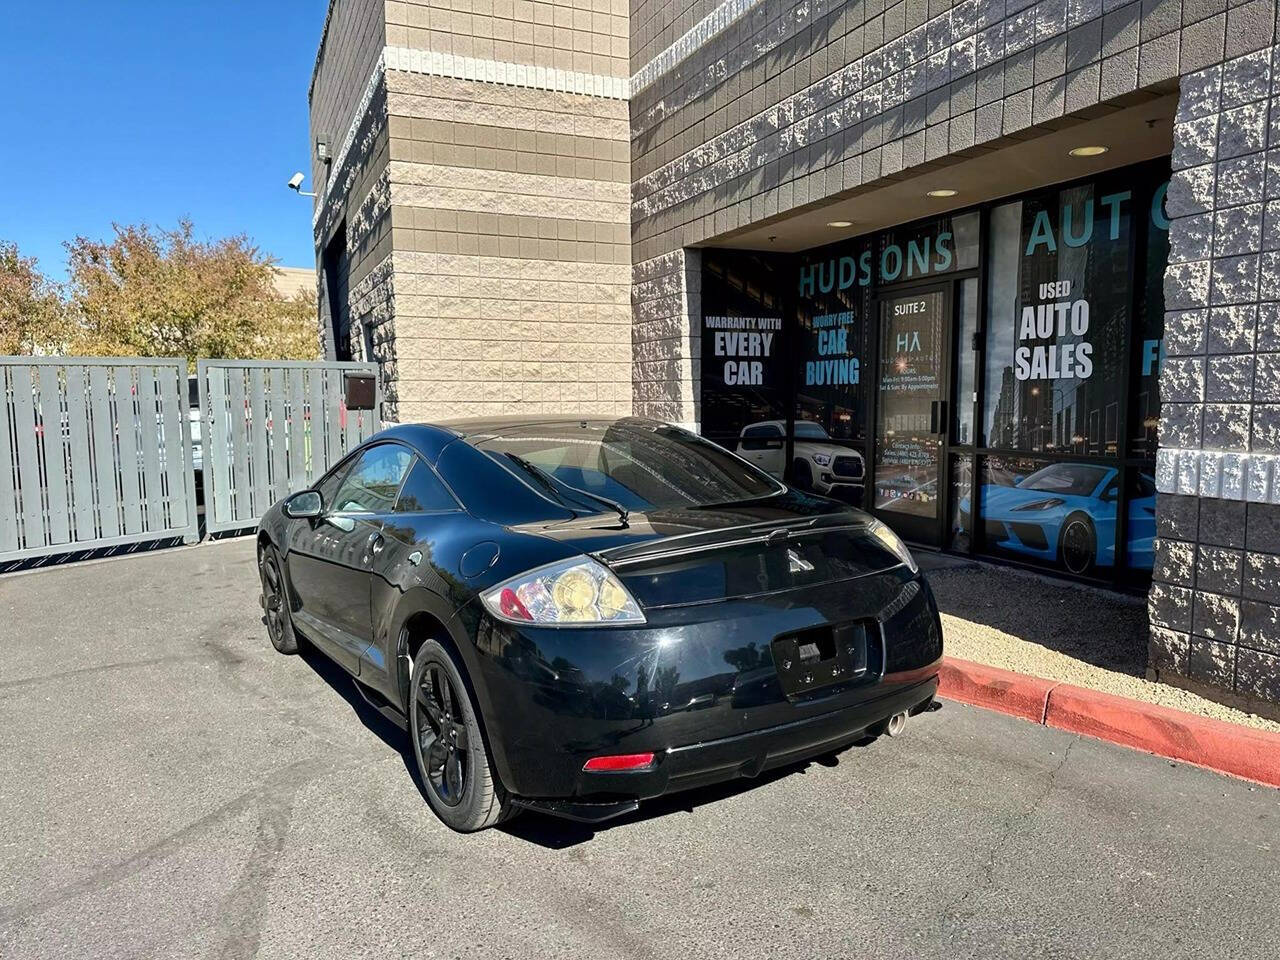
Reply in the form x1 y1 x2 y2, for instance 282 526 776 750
408 639 513 832
792 458 814 490
1059 513 1097 576
258 543 300 655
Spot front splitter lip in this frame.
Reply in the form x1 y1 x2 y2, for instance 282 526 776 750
510 673 940 822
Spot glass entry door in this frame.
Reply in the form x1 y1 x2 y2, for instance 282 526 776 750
873 286 950 545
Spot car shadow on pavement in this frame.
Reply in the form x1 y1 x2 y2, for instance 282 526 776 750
297 644 429 795
294 636 893 849
498 736 881 850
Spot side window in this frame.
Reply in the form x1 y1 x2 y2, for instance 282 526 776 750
331 445 413 514
395 459 458 513
315 453 356 508
740 423 781 451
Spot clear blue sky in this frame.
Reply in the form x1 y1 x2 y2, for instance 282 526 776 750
0 1 326 279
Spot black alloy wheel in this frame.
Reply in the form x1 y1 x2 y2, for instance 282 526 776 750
415 664 469 806
1059 515 1097 576
259 545 299 654
407 639 512 831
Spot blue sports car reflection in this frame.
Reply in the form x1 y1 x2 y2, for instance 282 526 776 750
959 463 1156 575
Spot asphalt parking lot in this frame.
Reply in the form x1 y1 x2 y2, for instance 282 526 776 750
3 539 1279 959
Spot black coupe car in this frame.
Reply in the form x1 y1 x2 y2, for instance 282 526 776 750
256 416 943 831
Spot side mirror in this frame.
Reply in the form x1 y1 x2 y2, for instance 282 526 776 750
283 490 323 519
764 439 783 450
1013 475 1025 486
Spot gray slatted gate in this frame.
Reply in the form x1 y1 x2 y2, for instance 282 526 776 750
197 360 381 533
0 357 199 561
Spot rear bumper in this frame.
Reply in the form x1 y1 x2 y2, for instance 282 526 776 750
565 674 938 804
457 569 944 802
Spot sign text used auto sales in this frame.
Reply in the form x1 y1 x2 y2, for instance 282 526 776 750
1015 280 1093 381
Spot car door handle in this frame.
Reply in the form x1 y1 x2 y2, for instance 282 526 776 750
366 532 384 558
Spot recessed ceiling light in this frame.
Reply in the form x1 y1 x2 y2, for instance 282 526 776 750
926 189 958 198
826 220 853 228
1069 145 1109 157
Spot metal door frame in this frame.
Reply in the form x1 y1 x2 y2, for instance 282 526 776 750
869 280 954 548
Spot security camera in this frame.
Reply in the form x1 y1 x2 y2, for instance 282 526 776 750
287 172 306 191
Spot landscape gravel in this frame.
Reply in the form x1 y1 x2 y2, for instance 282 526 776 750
919 555 1280 734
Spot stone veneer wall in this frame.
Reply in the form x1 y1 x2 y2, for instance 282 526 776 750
1147 43 1280 712
310 0 398 392
632 248 702 427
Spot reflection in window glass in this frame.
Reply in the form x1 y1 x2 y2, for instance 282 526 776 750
474 420 784 513
955 278 978 444
730 419 787 482
395 460 458 513
333 445 413 514
950 456 973 552
795 238 870 443
983 180 1134 456
1131 174 1170 457
699 250 788 440
874 290 946 520
1125 467 1158 571
791 417 866 506
978 455 1120 577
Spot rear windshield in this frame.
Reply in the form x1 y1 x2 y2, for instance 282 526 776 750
469 419 784 513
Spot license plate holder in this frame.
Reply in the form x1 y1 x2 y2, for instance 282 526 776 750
772 621 871 699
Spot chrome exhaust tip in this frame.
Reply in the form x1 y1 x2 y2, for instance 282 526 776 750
885 711 909 737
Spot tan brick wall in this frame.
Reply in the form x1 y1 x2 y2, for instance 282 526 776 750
393 252 631 420
384 71 631 420
385 0 629 80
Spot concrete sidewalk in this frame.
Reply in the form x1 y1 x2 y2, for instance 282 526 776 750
918 552 1280 734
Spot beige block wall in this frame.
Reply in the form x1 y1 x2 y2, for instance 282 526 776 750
384 70 631 420
385 0 628 80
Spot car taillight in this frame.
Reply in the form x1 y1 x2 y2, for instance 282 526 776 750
481 555 645 626
583 753 655 772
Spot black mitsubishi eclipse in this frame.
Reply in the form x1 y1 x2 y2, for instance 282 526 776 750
256 416 943 831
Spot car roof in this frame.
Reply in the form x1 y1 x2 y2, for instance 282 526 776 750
376 415 671 461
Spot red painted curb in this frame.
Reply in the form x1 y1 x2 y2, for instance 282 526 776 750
1045 683 1280 789
937 657 1056 724
937 656 1280 789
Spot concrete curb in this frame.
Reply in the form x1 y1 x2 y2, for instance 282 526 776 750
938 657 1280 789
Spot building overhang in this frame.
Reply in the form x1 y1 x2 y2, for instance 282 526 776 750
700 90 1178 254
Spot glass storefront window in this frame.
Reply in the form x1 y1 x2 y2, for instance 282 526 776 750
873 289 946 521
699 251 788 444
950 455 973 552
1131 179 1169 458
954 277 979 445
1125 468 1157 571
979 455 1122 577
983 178 1134 455
794 238 870 443
874 211 980 283
699 159 1170 586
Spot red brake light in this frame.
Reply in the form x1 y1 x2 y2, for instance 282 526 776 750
583 753 655 772
498 587 532 621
